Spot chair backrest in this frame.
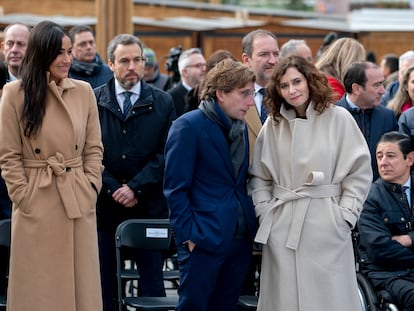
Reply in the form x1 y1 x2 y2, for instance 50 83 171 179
115 219 177 311
115 219 172 251
0 219 11 247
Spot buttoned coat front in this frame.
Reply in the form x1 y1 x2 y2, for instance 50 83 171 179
249 104 372 311
0 78 104 311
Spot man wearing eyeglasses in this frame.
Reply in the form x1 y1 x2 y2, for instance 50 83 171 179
94 34 176 311
168 47 206 117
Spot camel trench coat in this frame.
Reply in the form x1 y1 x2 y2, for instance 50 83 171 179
249 104 372 311
0 78 103 311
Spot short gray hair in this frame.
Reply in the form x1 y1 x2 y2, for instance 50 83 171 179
280 39 306 59
399 50 414 68
177 48 203 74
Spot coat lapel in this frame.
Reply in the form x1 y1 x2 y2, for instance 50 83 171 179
203 116 235 178
245 106 262 137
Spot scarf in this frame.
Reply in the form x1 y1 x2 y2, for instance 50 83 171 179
70 55 102 77
199 98 246 178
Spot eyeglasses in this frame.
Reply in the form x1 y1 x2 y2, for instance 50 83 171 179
186 63 207 69
240 89 255 98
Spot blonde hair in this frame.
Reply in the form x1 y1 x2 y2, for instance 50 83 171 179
387 64 414 118
315 38 366 83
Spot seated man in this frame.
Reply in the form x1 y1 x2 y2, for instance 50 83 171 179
358 131 414 310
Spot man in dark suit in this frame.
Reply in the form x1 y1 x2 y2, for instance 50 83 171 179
0 23 31 219
164 59 257 311
94 34 176 311
1 23 30 83
0 23 30 297
337 61 398 181
167 47 206 117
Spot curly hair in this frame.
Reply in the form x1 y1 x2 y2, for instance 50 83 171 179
265 55 336 123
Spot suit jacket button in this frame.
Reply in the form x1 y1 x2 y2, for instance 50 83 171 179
35 148 41 154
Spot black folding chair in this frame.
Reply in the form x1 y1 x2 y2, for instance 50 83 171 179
115 219 178 311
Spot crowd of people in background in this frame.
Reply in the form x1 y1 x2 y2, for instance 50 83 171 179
1 21 414 311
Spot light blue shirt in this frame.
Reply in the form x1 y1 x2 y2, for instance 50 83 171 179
115 80 141 113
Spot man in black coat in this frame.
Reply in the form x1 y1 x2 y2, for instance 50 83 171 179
358 131 414 310
68 25 113 89
336 61 398 181
167 47 206 117
94 34 176 311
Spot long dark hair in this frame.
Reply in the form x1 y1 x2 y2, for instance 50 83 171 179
20 21 70 138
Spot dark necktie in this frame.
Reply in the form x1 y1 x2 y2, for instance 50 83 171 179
403 185 411 208
258 88 268 124
122 91 133 118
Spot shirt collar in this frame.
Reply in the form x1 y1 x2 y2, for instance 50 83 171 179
254 83 265 93
345 94 360 111
7 70 17 82
115 79 141 97
182 81 192 91
403 176 411 190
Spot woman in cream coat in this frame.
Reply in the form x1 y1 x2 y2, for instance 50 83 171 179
249 56 372 310
0 21 103 311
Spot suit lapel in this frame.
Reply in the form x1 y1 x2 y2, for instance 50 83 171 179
202 116 235 178
245 106 262 137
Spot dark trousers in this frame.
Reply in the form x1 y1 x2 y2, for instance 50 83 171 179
176 239 252 311
98 230 166 311
0 174 11 297
0 246 9 296
381 276 414 311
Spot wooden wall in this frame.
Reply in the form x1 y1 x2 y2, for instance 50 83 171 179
1 0 412 69
0 0 95 16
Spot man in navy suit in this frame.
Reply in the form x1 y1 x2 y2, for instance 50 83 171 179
164 59 257 311
336 61 398 181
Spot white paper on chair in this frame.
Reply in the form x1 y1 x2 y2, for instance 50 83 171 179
146 228 168 238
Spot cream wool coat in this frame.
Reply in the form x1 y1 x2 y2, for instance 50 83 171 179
249 103 372 311
0 78 103 311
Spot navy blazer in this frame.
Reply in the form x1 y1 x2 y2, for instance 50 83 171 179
336 96 398 181
164 109 257 253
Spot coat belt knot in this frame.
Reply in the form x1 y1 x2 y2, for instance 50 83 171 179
254 171 342 249
23 153 83 219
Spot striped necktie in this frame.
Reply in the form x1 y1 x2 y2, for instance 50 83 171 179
258 88 268 124
122 91 133 118
403 185 411 208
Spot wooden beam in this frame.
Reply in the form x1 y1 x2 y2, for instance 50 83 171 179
95 0 133 60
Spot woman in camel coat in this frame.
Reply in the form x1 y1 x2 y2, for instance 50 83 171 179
249 56 372 310
0 21 103 311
